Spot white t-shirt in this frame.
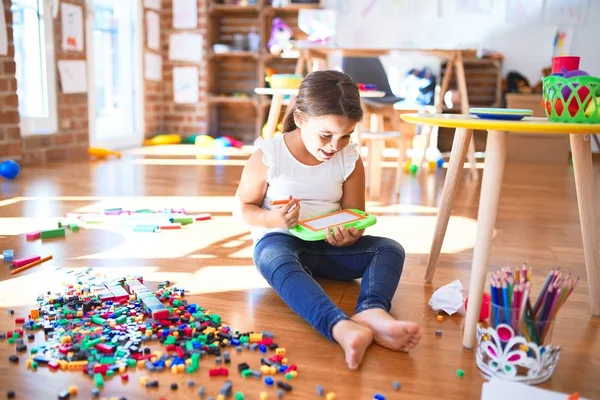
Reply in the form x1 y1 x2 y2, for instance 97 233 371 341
251 134 360 243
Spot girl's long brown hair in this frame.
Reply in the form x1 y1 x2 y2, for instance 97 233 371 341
283 70 364 132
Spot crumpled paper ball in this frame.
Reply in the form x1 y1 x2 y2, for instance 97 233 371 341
428 280 465 315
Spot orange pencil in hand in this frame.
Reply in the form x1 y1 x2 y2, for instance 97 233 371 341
270 195 294 206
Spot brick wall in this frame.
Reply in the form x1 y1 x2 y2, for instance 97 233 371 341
160 0 207 135
20 0 89 164
0 0 208 164
0 0 21 160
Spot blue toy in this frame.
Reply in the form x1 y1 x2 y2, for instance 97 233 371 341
0 160 20 180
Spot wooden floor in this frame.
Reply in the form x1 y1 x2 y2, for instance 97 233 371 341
0 145 599 400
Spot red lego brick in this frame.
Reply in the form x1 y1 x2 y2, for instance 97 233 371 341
93 364 108 374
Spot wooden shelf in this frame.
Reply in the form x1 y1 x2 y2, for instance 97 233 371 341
206 1 323 141
209 51 260 59
209 4 260 15
208 95 258 105
264 4 321 13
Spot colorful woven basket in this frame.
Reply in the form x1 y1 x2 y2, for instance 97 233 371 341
542 75 600 123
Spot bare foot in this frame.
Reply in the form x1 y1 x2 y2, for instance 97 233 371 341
331 319 373 370
352 308 422 352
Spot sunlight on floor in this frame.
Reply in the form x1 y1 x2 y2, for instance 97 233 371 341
1 196 485 257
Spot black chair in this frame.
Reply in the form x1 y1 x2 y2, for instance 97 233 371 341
341 57 404 106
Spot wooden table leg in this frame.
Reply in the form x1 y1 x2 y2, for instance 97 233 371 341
570 133 600 316
463 130 508 349
424 128 473 282
455 53 478 180
264 93 284 139
368 139 383 198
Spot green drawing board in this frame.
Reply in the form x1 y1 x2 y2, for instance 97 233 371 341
289 209 377 241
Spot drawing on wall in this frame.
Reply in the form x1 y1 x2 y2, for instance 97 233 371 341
61 2 84 52
544 0 589 25
336 0 352 15
362 0 378 17
146 11 160 51
506 0 543 23
553 28 575 57
173 0 198 29
173 66 199 104
361 0 439 19
456 0 493 14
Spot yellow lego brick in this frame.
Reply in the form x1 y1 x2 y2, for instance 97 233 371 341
171 365 178 374
275 348 286 356
61 335 72 344
249 333 262 343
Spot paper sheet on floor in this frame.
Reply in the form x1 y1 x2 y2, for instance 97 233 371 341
481 378 588 400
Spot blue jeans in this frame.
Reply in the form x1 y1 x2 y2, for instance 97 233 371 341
253 233 405 341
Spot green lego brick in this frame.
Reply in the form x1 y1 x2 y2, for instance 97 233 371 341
164 336 177 345
68 224 80 231
94 373 104 387
241 369 253 378
100 357 116 365
41 228 66 239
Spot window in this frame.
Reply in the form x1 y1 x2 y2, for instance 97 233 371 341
11 0 57 134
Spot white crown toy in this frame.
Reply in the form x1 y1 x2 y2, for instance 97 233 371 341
476 323 561 385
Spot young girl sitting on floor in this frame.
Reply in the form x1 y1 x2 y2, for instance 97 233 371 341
235 70 421 369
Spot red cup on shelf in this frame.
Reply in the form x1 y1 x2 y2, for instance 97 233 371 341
551 56 580 74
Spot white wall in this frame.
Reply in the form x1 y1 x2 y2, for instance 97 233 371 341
323 0 600 85
320 0 600 151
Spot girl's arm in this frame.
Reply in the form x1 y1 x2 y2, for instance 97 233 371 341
235 150 300 229
341 157 366 211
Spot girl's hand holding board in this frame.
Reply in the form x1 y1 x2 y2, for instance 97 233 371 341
325 225 362 247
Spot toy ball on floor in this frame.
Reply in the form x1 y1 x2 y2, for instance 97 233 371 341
195 135 215 147
0 160 20 180
437 158 444 168
214 137 231 148
465 292 491 322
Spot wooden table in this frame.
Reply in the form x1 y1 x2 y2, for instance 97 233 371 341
254 87 385 139
400 113 600 349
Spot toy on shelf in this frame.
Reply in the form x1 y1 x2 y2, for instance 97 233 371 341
268 18 293 56
144 134 182 146
0 160 20 180
88 148 121 159
297 9 336 45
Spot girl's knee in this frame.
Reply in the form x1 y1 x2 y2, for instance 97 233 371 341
376 237 406 261
253 234 300 275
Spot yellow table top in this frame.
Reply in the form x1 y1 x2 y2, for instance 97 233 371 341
400 114 600 134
